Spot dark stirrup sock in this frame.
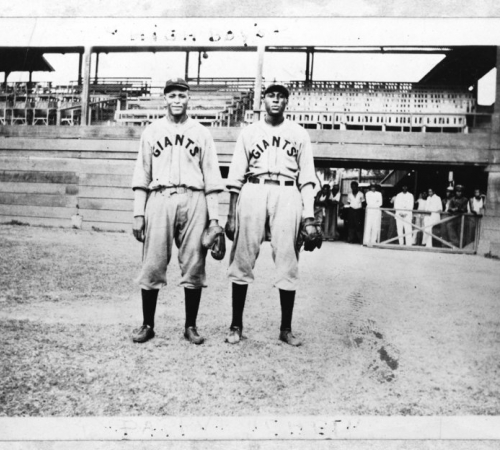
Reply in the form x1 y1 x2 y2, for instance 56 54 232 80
142 289 159 329
230 282 248 329
279 289 296 331
184 287 202 329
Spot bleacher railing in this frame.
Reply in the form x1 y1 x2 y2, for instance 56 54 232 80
363 207 481 253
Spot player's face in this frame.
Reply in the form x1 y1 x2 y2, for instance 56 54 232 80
165 89 189 118
263 91 288 117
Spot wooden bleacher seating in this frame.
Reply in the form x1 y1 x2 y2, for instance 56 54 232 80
114 87 253 127
244 81 475 132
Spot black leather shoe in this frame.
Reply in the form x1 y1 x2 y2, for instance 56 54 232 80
225 326 243 344
184 326 205 345
279 329 302 347
132 324 155 343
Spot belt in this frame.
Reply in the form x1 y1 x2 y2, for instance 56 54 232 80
155 186 190 195
247 176 295 187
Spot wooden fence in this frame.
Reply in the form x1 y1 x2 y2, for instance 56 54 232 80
0 126 233 231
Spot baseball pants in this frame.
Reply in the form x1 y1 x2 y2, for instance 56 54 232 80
228 183 303 291
396 213 413 246
137 188 208 290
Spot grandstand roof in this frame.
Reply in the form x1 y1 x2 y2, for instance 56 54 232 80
0 48 55 73
418 46 496 87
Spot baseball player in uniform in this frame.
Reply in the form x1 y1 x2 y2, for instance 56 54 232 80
131 78 224 344
224 84 319 347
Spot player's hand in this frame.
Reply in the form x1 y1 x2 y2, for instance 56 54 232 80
133 216 145 242
225 215 236 241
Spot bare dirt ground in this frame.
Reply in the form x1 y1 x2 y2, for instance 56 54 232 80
0 224 499 416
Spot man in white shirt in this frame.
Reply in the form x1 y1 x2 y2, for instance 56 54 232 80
394 184 414 246
413 191 428 245
423 188 442 248
470 188 486 215
363 183 383 245
346 181 365 244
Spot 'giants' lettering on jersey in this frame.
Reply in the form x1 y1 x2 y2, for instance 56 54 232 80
250 136 297 160
152 134 200 158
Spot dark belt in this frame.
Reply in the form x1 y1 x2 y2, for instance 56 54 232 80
247 176 295 187
155 186 190 195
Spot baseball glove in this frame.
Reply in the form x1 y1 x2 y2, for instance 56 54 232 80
201 225 226 260
296 217 323 252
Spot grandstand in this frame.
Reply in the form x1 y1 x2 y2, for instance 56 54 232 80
0 78 485 132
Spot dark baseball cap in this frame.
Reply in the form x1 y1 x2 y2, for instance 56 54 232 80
164 78 190 94
263 84 289 98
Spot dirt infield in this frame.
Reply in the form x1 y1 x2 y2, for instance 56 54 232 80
0 224 499 416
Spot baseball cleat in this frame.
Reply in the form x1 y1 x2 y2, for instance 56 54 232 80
225 326 243 344
279 329 302 347
184 326 205 345
132 324 155 343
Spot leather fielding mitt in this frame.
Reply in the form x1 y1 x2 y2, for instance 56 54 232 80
201 225 226 260
296 217 323 252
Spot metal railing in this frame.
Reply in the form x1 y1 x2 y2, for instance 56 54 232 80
363 207 482 253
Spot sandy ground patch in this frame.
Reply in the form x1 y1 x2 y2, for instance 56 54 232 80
0 224 499 416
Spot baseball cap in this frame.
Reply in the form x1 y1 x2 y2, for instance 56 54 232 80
164 78 190 94
455 184 464 191
263 84 289 98
446 186 454 191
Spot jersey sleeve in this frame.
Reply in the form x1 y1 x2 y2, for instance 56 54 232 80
200 129 224 194
132 131 152 191
226 130 250 193
296 128 317 191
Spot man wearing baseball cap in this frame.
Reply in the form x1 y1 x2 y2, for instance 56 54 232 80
224 82 320 346
131 77 224 344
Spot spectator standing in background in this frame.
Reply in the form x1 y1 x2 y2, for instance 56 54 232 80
314 185 332 227
363 182 383 245
468 188 486 245
440 186 455 244
470 188 486 215
446 185 470 248
394 184 414 246
443 186 454 212
413 191 428 245
346 181 365 244
424 188 442 248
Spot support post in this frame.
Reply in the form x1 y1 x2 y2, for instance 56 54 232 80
28 71 32 93
81 46 92 126
185 52 190 80
310 49 315 84
94 52 99 84
252 44 265 123
78 52 83 86
305 50 310 86
197 51 201 85
491 46 500 138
